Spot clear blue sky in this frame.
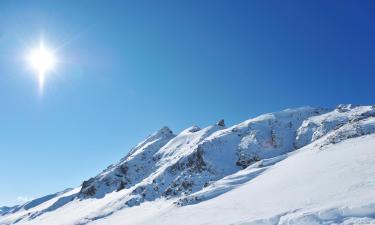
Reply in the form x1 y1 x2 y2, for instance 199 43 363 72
0 0 374 206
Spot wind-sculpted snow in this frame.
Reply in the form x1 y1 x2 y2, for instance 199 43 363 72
295 104 375 148
175 154 288 206
234 203 375 225
1 104 375 225
0 189 72 216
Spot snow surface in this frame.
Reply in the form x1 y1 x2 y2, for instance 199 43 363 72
1 105 374 225
89 135 375 225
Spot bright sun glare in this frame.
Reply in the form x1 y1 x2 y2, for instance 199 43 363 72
27 40 57 92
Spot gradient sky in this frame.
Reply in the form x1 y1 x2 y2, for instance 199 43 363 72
0 0 374 206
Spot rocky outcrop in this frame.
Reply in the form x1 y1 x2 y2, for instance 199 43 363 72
79 126 176 198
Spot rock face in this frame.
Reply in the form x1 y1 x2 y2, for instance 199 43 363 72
2 105 375 224
217 119 225 127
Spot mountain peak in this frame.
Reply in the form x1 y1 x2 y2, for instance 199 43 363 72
155 126 173 136
216 119 225 127
3 105 375 225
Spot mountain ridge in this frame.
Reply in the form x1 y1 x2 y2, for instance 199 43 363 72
1 104 375 225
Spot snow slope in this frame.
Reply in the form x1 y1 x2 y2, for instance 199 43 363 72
1 104 374 225
90 134 375 225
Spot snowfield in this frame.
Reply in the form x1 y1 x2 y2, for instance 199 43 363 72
90 135 375 225
1 105 374 225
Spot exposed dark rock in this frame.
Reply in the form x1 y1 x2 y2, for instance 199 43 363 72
117 180 125 192
187 126 201 133
181 180 194 190
217 119 225 127
81 178 95 189
236 155 260 169
119 164 128 175
336 104 353 113
271 129 277 147
187 147 206 172
81 186 96 197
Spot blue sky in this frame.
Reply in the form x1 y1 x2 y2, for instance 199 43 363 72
0 0 374 206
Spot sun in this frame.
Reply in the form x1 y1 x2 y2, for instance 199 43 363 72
27 40 57 91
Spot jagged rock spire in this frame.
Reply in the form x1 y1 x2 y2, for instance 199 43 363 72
217 119 225 127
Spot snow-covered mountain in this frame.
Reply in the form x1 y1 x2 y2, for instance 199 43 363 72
1 104 375 225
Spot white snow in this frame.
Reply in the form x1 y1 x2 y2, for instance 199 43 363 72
1 105 374 225
89 134 375 225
